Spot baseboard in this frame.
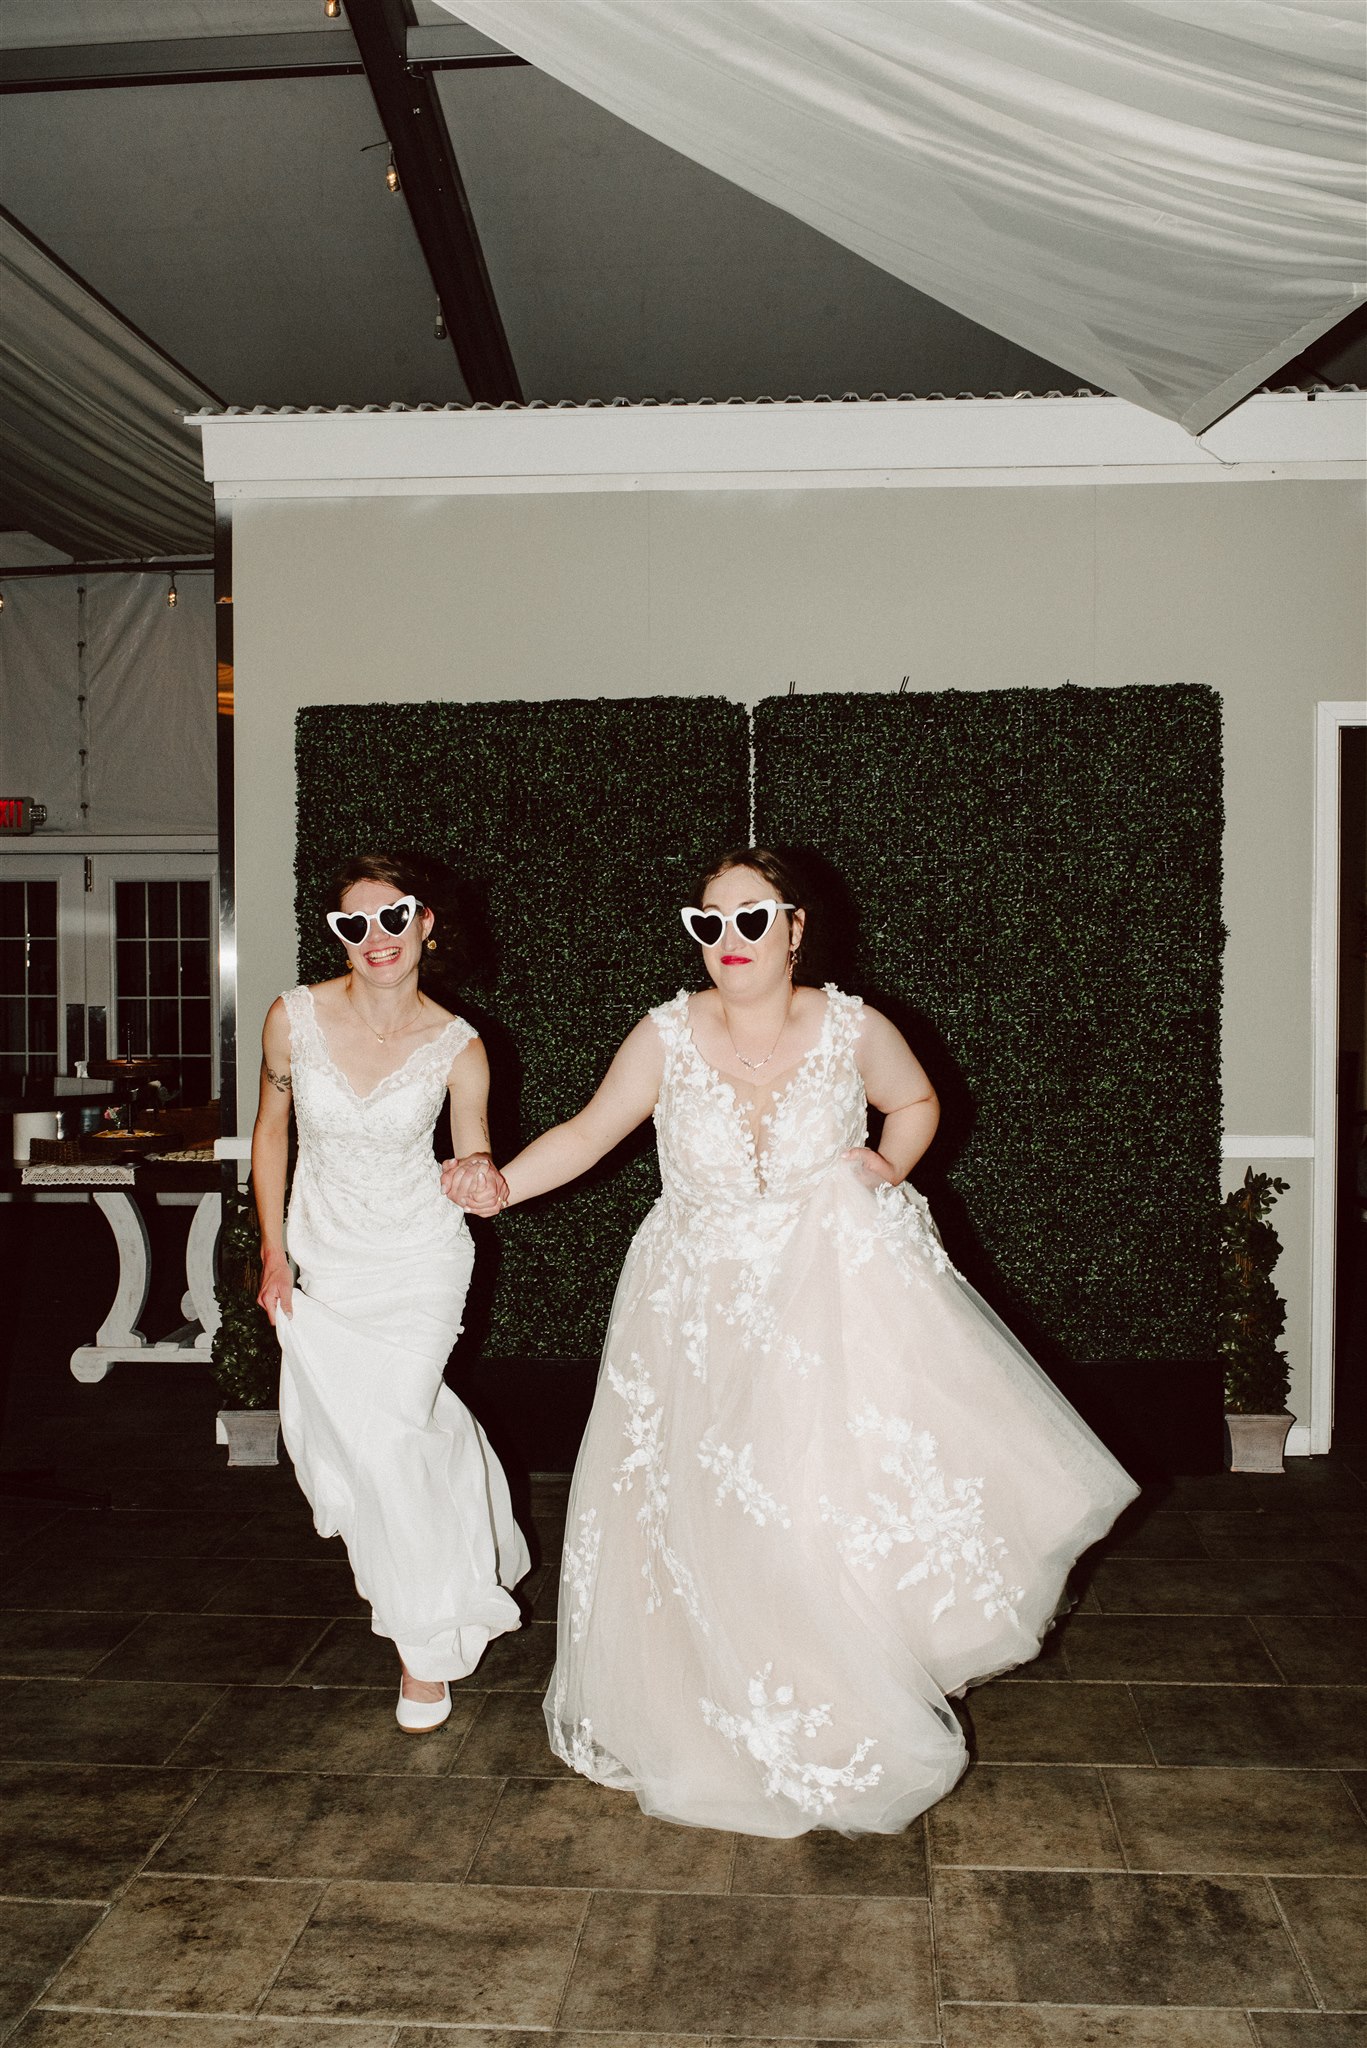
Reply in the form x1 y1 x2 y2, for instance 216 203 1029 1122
1284 1422 1313 1458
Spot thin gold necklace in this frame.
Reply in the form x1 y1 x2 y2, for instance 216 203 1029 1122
346 979 424 1046
724 990 793 1072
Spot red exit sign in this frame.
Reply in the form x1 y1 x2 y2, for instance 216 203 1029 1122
0 797 37 834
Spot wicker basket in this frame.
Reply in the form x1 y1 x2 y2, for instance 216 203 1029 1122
27 1137 87 1165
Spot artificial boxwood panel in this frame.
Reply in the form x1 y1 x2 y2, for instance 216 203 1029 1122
753 685 1223 1363
296 697 748 1355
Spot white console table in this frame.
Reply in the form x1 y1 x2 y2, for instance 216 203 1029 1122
11 1153 236 1383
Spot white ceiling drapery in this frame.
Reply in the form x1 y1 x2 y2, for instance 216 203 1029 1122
449 0 1367 432
0 209 217 558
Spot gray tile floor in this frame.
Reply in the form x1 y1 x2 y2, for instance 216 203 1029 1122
1 1398 1365 2048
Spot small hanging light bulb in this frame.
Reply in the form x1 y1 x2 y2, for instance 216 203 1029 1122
385 146 400 195
167 573 178 609
323 0 341 15
434 299 446 342
0 590 6 613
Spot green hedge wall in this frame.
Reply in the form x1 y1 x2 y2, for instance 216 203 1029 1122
296 685 1222 1367
753 684 1224 1362
295 698 748 1355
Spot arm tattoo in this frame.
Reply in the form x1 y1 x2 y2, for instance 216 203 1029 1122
264 1063 292 1095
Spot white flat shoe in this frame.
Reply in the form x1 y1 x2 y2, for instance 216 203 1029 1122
396 1678 451 1734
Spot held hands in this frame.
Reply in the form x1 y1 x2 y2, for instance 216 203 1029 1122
257 1247 294 1326
441 1152 510 1217
842 1146 901 1189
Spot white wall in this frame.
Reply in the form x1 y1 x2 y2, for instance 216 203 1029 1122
232 474 1366 1431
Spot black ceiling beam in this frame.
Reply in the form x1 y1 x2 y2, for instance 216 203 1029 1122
0 26 525 94
0 32 365 93
0 558 213 578
346 0 522 404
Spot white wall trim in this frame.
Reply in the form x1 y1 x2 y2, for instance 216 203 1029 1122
1311 701 1367 1455
1285 1423 1313 1459
194 391 1367 499
3 834 218 855
1221 1135 1316 1158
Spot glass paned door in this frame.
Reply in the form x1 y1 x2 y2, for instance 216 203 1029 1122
0 851 218 1103
0 877 60 1083
0 856 89 1086
113 877 215 1103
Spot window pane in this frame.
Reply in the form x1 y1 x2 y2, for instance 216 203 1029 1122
117 941 147 998
115 881 146 938
0 997 25 1051
27 939 57 996
0 939 24 995
149 943 179 998
179 944 210 999
24 882 56 937
29 1004 56 1053
0 883 24 933
180 1000 211 1055
147 882 179 939
179 881 211 937
149 999 180 1054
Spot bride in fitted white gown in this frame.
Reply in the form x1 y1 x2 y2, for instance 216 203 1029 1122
253 859 528 1722
449 849 1137 1832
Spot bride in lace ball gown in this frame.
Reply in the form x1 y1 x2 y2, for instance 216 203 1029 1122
450 847 1137 1833
252 855 529 1734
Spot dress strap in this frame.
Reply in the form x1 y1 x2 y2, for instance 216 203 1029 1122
647 990 693 1084
280 985 322 1065
822 985 865 1066
648 989 691 1045
429 1015 479 1070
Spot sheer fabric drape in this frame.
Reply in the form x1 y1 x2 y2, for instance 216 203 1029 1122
450 0 1366 431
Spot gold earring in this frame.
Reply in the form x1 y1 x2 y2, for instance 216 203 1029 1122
425 937 437 952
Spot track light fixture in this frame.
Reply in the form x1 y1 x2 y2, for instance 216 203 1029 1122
435 300 446 342
167 574 178 609
324 0 341 15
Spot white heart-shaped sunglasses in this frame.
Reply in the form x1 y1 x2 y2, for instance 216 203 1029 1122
679 900 794 948
325 895 422 946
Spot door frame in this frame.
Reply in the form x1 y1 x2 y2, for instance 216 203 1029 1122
1310 701 1367 1454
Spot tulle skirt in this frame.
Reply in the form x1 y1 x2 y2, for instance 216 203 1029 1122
545 1161 1138 1834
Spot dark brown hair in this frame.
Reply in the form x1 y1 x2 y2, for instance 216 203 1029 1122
694 844 815 982
327 851 471 995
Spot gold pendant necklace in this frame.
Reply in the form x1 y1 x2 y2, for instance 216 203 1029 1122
346 980 422 1046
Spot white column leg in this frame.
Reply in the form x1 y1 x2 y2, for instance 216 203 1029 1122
92 1191 151 1346
184 1191 222 1345
71 1190 151 1381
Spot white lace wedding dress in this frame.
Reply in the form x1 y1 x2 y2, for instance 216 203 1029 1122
275 985 529 1681
545 986 1138 1834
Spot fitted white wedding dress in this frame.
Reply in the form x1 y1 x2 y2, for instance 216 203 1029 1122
545 986 1138 1834
275 984 529 1681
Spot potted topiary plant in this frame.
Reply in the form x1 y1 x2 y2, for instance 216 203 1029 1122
1218 1167 1293 1473
211 1183 282 1466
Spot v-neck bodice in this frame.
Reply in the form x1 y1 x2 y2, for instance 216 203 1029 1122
650 985 867 1246
282 983 476 1266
